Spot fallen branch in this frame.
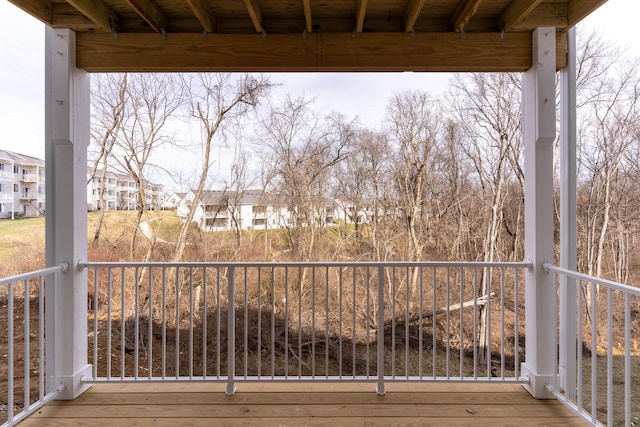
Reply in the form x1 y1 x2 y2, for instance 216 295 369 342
381 292 495 331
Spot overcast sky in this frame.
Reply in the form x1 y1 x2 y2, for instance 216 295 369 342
0 0 637 187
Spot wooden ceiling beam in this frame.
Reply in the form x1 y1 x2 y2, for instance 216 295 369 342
355 0 368 33
185 0 216 33
302 0 312 33
403 0 426 32
65 0 120 32
451 0 485 32
243 0 263 33
125 0 169 33
76 31 568 73
499 0 543 32
8 0 53 26
568 0 608 28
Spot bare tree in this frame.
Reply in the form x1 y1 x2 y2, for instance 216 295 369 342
259 96 354 264
448 72 522 363
386 90 442 302
173 73 273 262
88 73 128 244
110 73 183 260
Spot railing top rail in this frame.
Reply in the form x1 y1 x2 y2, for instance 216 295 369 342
0 263 66 287
545 263 640 296
78 260 533 269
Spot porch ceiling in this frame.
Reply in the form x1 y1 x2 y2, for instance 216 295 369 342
8 0 606 72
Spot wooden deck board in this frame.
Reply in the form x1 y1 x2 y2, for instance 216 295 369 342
20 383 588 426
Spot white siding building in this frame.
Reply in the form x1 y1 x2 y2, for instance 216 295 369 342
0 150 164 218
178 190 289 232
87 170 163 211
0 150 46 219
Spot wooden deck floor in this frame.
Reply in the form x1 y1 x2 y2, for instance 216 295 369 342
21 382 587 426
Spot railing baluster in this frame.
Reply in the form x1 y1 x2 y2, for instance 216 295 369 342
500 267 505 379
244 266 248 379
257 267 262 379
352 266 356 379
226 266 236 395
606 287 613 427
405 265 409 379
121 267 125 380
446 266 450 379
24 278 30 411
39 276 45 400
432 266 437 378
271 266 276 379
624 294 631 427
93 267 98 380
459 267 464 378
162 267 167 379
107 268 112 379
472 267 478 379
134 266 139 379
325 266 329 379
311 266 316 379
577 279 583 413
338 266 343 379
391 266 396 378
216 267 221 379
175 266 180 379
189 266 194 379
514 267 519 380
376 265 385 395
591 278 597 424
284 266 289 379
202 267 206 379
418 266 423 379
8 281 14 424
149 266 154 379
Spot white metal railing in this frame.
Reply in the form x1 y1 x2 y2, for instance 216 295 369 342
79 261 531 395
546 263 640 427
0 265 66 427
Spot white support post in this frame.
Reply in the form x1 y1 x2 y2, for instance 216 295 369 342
521 27 557 399
45 27 92 400
559 27 578 400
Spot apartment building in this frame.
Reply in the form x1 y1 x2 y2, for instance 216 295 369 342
177 190 290 232
87 170 164 211
0 150 164 218
0 150 45 219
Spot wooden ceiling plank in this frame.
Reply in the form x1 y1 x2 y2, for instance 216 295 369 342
303 0 312 33
125 0 169 33
75 31 568 73
568 0 608 28
8 0 53 25
65 0 121 32
355 0 368 33
403 0 426 32
499 0 543 32
243 0 263 33
451 0 485 32
185 0 216 33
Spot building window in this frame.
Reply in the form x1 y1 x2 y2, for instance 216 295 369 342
38 186 43 194
13 165 18 174
0 163 4 171
0 183 4 192
13 184 18 192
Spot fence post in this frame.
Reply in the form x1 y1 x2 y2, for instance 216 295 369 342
376 265 385 396
226 266 236 395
